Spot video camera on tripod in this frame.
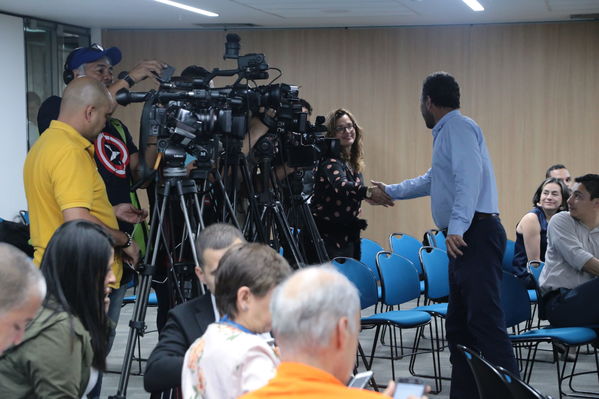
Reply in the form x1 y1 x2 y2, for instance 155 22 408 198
110 34 335 399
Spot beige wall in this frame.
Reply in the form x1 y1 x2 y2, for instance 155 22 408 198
103 22 599 246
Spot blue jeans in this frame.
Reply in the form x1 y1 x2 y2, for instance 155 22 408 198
107 283 128 351
89 283 128 399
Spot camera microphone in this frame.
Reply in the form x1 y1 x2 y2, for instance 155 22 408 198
224 33 241 59
115 88 151 105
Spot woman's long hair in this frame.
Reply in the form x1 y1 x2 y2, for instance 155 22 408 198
40 220 114 370
325 108 365 173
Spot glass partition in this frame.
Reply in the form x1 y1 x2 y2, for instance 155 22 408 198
24 18 89 148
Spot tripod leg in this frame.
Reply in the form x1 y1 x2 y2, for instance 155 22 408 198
210 169 241 230
111 182 172 398
175 180 201 272
271 201 305 267
299 200 330 263
238 156 267 242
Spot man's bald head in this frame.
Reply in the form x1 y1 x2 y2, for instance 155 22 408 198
58 76 115 140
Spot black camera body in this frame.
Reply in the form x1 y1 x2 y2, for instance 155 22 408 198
116 33 338 180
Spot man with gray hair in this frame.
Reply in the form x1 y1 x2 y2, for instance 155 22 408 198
241 266 425 399
0 243 46 354
144 223 245 395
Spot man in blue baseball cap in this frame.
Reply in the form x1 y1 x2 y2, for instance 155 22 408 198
37 43 164 132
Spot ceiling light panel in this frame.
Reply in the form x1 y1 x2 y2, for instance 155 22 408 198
233 0 416 17
547 0 599 12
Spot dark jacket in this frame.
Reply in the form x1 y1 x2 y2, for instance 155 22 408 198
0 305 93 398
144 293 215 393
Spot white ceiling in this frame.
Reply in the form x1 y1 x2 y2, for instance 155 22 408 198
0 0 598 29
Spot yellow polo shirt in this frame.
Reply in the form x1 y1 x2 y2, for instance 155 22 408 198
24 120 123 287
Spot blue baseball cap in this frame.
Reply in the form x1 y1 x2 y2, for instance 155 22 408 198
66 44 122 70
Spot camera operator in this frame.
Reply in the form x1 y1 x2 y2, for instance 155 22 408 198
311 109 391 260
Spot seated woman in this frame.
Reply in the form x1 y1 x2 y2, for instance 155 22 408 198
311 108 368 260
182 243 291 399
512 177 569 282
0 220 115 398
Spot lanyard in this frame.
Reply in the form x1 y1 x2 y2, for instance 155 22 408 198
219 315 256 335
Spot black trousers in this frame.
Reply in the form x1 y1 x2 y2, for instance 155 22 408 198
544 277 599 327
446 216 520 399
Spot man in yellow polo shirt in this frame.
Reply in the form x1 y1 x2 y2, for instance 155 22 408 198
24 77 140 289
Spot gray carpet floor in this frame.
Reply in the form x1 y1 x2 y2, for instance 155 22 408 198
102 291 598 399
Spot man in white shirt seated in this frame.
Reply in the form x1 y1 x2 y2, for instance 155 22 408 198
538 174 599 327
144 223 245 395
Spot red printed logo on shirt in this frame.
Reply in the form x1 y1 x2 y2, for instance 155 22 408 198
95 132 129 178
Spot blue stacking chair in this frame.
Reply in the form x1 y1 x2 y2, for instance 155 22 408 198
374 251 440 391
425 229 447 252
500 271 599 398
360 238 385 274
331 256 380 383
412 246 451 390
526 260 545 328
416 247 449 309
389 233 425 301
502 239 516 272
122 273 159 306
527 260 545 282
360 238 385 309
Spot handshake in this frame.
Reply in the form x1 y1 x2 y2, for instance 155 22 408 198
366 181 395 207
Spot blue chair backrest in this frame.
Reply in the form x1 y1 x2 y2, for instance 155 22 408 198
425 229 447 252
501 239 515 272
360 238 385 280
419 247 450 300
527 260 544 282
332 257 378 310
389 233 423 275
500 271 531 329
375 251 421 306
433 231 446 251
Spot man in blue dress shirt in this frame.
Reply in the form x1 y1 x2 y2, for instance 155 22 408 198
370 72 519 398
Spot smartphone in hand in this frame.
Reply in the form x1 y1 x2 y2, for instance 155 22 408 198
393 377 425 399
347 371 373 389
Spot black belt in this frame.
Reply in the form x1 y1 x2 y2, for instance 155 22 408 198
473 211 499 220
439 212 499 236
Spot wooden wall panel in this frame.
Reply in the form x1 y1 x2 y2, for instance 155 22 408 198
103 22 599 245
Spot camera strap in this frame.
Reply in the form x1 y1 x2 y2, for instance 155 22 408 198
109 118 149 257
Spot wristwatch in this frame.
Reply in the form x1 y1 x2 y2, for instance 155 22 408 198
121 73 136 88
365 186 374 199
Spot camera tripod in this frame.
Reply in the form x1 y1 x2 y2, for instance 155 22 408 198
243 142 309 267
110 167 207 399
281 169 329 264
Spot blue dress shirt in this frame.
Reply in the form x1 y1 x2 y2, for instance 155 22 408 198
384 109 499 236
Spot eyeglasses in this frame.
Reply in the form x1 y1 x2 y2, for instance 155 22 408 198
335 124 355 132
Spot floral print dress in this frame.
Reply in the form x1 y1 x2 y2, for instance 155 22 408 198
181 322 279 399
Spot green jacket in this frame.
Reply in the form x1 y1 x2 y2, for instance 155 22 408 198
0 305 93 398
